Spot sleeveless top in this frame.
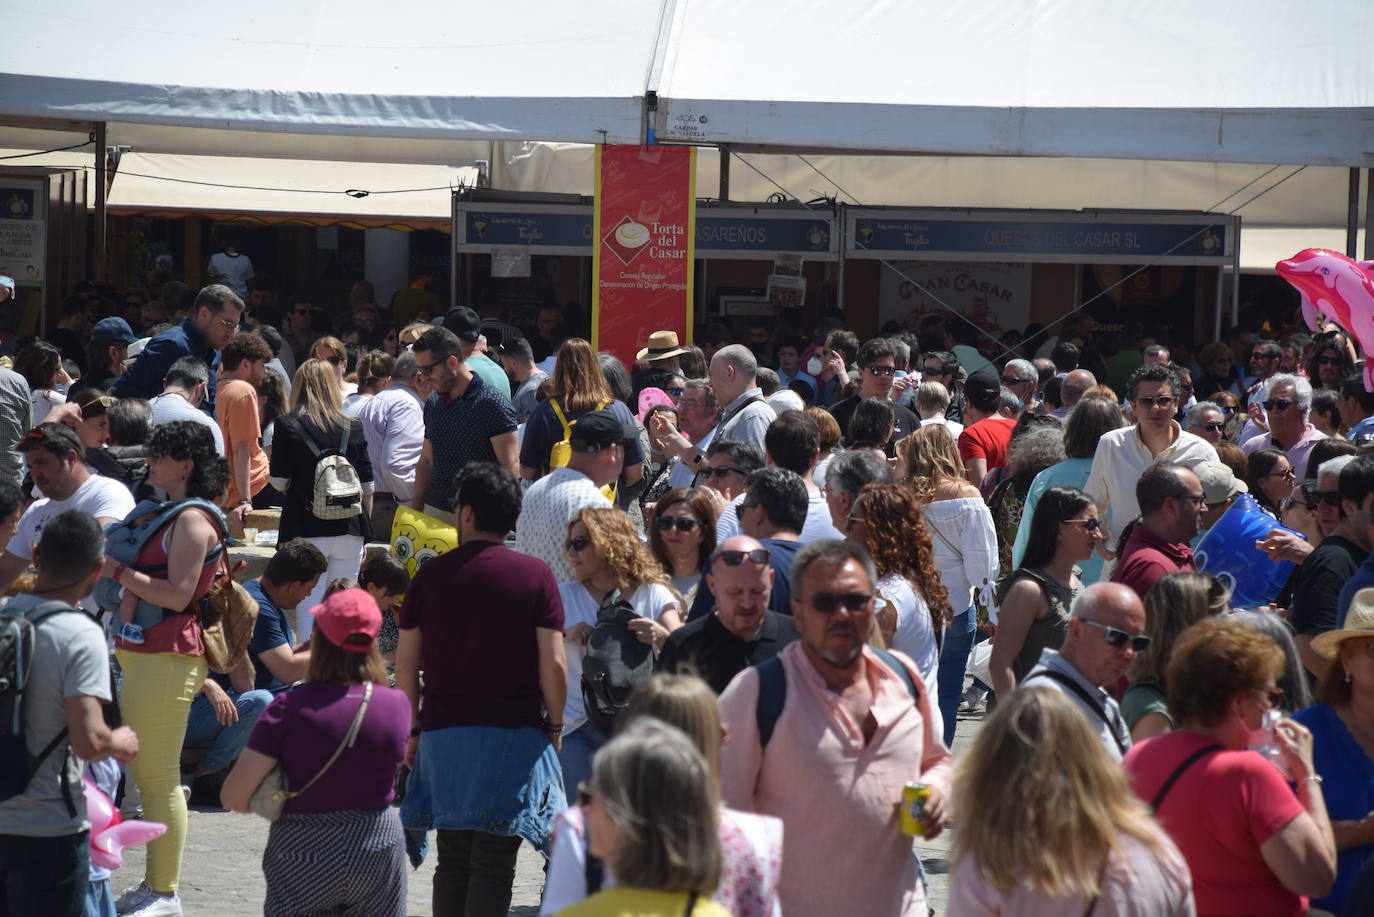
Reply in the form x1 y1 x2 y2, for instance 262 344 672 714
996 566 1078 683
113 505 221 657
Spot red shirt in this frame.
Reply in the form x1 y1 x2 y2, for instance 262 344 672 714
1124 730 1307 916
957 417 1015 470
1110 523 1195 599
114 507 220 657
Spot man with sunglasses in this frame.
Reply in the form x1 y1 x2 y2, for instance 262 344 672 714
1109 463 1202 600
826 339 920 454
658 535 799 694
1023 582 1143 761
1240 373 1327 480
113 284 243 416
1085 363 1216 556
718 540 951 917
1283 455 1374 681
1235 339 1283 442
1186 400 1227 445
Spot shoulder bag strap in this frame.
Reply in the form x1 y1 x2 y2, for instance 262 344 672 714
287 682 374 799
549 397 572 436
338 421 351 455
1150 744 1223 813
683 890 698 916
754 655 787 749
717 394 765 433
1023 669 1127 756
870 645 919 704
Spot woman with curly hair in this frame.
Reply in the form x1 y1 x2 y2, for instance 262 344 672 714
847 482 951 685
106 420 230 914
989 485 1103 701
556 507 684 793
949 689 1194 915
647 487 717 606
1196 340 1243 401
1305 329 1356 392
903 424 999 743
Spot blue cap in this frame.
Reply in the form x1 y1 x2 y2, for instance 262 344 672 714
91 317 137 346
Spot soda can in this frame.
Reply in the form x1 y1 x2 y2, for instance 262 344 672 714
898 781 930 836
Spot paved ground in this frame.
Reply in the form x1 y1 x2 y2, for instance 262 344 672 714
111 706 986 915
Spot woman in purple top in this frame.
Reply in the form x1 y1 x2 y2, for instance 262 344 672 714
222 589 411 917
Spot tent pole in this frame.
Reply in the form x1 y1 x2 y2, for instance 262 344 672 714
1231 218 1240 327
450 191 459 310
719 145 730 201
1348 168 1361 257
1365 168 1374 260
1213 266 1223 342
94 122 106 282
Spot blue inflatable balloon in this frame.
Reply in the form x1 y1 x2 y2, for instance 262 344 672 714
1193 494 1304 608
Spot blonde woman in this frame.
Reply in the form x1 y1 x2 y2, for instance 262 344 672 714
948 688 1194 916
398 322 433 350
343 349 394 416
1123 572 1228 741
274 359 374 637
904 424 999 742
543 674 782 917
556 507 682 792
311 335 354 396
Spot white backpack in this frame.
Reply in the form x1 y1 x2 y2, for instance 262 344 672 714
294 419 362 520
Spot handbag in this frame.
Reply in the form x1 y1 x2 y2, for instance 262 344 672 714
249 682 374 821
200 533 259 674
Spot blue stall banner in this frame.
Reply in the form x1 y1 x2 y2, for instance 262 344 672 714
456 204 837 260
846 210 1235 265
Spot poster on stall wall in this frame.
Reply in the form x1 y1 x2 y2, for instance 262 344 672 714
878 260 1031 341
592 145 696 368
0 182 45 286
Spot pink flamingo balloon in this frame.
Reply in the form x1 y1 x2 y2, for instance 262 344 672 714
83 776 167 870
1276 249 1374 390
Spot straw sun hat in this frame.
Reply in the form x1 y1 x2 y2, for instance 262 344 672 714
1312 587 1374 659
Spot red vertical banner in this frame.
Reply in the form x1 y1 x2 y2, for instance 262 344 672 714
592 145 696 369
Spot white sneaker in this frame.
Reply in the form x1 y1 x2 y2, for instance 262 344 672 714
959 684 988 714
180 784 191 803
115 883 154 914
124 892 183 917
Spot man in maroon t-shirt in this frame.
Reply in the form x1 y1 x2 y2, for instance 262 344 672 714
396 462 567 914
957 369 1017 485
1111 462 1203 599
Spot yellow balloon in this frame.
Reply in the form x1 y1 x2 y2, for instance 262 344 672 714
390 505 458 578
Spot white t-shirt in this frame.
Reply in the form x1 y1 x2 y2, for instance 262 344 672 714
878 573 940 688
207 251 254 298
9 474 135 612
556 581 677 734
149 392 225 454
29 389 65 427
714 489 845 544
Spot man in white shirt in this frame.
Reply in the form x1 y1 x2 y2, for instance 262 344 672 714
147 356 224 454
357 349 430 538
514 410 628 582
206 239 254 300
1085 364 1217 553
0 424 135 609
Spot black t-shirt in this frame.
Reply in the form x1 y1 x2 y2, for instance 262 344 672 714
657 610 799 695
828 396 920 456
1289 534 1368 636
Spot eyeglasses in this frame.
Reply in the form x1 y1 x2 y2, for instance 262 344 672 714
1280 496 1315 512
1317 355 1343 366
1170 492 1208 506
807 592 886 614
655 516 703 533
416 357 446 376
705 465 746 479
1001 376 1030 385
865 365 897 377
1260 688 1285 709
1262 398 1295 412
216 316 238 330
713 548 770 567
1134 395 1176 409
1202 422 1225 432
1261 467 1296 481
1081 619 1152 652
565 535 591 553
1316 490 1342 506
1061 517 1101 531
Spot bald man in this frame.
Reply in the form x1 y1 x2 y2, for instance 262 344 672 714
1021 582 1143 760
1052 369 1097 419
657 535 799 694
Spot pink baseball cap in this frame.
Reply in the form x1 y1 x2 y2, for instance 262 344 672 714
637 386 674 422
309 588 382 653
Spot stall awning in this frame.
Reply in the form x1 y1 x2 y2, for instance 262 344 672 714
1236 228 1368 273
106 153 478 229
0 148 97 204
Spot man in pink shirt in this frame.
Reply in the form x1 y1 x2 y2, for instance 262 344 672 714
718 539 952 917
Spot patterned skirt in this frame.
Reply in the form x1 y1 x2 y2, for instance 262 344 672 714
263 807 407 917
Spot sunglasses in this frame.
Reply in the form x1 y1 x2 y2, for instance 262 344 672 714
1062 517 1101 531
1261 688 1285 709
1134 395 1176 409
1316 490 1342 506
655 516 703 533
705 465 746 479
865 365 897 377
294 308 314 316
1262 398 1295 412
1001 376 1030 386
921 366 946 376
417 357 446 376
1202 422 1225 432
808 591 884 614
565 535 591 553
666 387 685 397
713 548 770 567
1081 619 1152 652
1317 355 1343 366
1261 468 1296 481
1280 496 1316 512
1218 406 1237 416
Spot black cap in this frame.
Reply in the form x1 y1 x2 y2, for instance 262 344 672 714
441 307 482 343
964 369 1001 404
568 409 638 450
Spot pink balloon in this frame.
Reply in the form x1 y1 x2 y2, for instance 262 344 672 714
1276 249 1374 390
83 776 167 870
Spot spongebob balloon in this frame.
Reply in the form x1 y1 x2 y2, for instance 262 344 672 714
391 505 458 577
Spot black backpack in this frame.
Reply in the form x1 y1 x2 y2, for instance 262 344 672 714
580 590 655 734
0 599 87 816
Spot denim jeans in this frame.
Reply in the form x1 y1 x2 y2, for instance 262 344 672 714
936 607 977 746
556 722 608 799
84 878 115 917
183 688 274 774
0 831 89 917
433 830 521 917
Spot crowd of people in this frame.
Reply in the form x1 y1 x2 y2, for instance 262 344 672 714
3 271 1374 917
